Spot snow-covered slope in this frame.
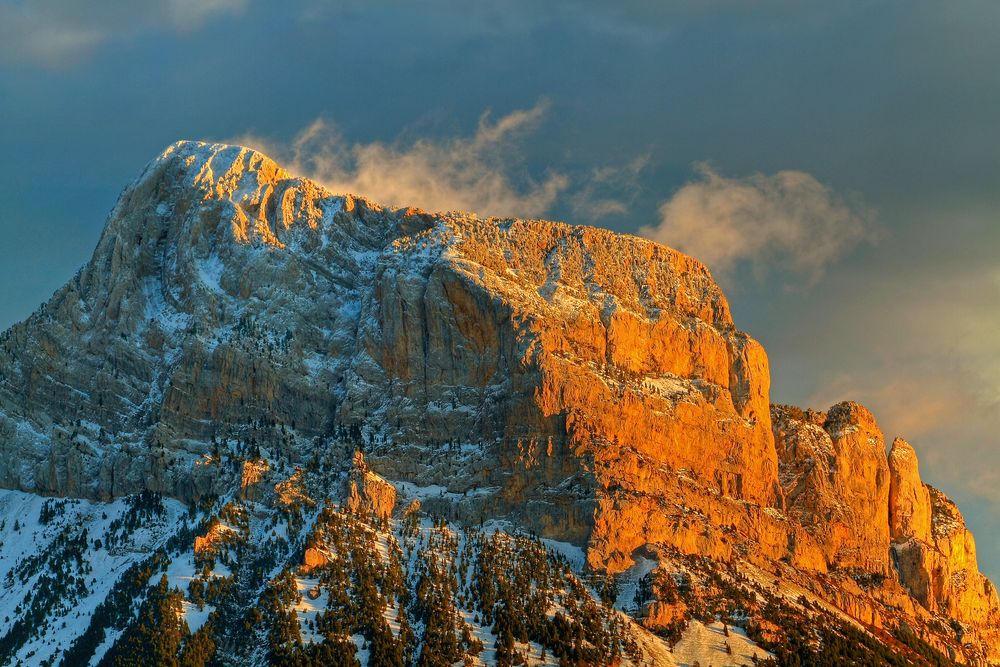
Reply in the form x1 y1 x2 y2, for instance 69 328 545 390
0 462 774 667
0 490 188 665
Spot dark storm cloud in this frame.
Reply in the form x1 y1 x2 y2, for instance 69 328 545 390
1 0 999 578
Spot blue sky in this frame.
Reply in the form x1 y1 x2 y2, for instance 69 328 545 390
1 0 999 580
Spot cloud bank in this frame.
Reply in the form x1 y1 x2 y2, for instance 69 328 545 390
233 103 641 220
0 0 246 67
641 163 875 282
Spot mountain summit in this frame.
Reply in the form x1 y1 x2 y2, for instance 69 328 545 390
0 141 997 666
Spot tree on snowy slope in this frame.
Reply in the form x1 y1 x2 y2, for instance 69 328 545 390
104 575 189 667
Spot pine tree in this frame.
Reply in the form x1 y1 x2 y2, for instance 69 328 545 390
178 620 216 667
111 575 189 667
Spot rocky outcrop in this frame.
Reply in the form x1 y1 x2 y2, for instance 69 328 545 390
893 484 1000 622
302 547 330 571
238 459 271 502
345 451 396 521
193 519 237 558
0 140 779 567
884 436 1000 634
772 402 890 574
774 403 1000 661
641 601 687 631
889 438 932 544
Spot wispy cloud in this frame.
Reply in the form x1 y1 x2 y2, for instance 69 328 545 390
0 0 246 67
640 163 876 283
164 0 247 29
231 102 641 220
568 156 650 220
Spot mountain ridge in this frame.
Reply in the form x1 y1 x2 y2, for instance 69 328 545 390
0 140 997 666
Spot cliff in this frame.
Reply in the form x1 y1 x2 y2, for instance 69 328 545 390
0 140 997 663
773 404 1000 661
0 140 779 561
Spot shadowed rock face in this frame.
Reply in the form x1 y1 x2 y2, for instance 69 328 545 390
0 140 998 660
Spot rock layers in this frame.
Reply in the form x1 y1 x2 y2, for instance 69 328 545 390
0 140 997 661
889 438 933 544
0 140 778 560
774 404 1000 661
772 402 891 574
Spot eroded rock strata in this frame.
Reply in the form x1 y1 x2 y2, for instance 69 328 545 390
0 141 997 662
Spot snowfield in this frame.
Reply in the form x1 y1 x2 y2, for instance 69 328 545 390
0 490 188 666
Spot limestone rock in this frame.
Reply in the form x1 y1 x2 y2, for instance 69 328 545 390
0 140 777 566
772 402 890 574
193 519 236 558
641 601 687 631
302 547 330 571
345 451 397 521
888 437 932 543
884 438 999 635
0 140 998 660
776 403 1000 658
238 459 271 502
926 487 999 623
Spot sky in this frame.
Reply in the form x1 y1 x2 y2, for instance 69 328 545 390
1 0 998 579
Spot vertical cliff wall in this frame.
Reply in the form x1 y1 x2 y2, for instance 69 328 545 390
0 140 997 661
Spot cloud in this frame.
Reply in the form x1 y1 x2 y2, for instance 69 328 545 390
0 0 246 67
232 102 639 220
164 0 247 29
568 156 650 220
640 163 875 282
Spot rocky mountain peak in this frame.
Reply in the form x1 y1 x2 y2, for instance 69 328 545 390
0 141 999 665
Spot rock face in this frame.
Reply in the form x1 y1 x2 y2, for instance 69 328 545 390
345 451 396 522
889 437 933 544
774 404 1000 661
0 140 777 565
772 402 890 574
925 489 1000 625
887 449 1000 637
0 140 998 661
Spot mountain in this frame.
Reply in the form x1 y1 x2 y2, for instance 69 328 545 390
0 140 997 666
